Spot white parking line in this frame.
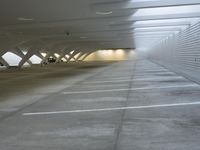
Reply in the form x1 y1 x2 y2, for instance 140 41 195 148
84 76 184 84
62 84 199 94
91 77 130 81
84 79 132 84
23 101 200 116
133 76 184 81
62 88 128 94
83 83 127 88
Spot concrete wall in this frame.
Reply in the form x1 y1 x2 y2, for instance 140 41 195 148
148 21 200 83
85 50 135 61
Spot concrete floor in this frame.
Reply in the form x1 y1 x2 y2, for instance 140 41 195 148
0 59 200 150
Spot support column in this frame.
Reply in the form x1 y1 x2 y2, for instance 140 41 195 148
56 51 68 63
40 51 53 65
12 47 32 65
35 51 44 60
75 52 85 62
62 51 73 62
0 50 10 68
18 50 35 68
66 51 80 62
0 50 7 57
0 57 9 68
81 51 94 61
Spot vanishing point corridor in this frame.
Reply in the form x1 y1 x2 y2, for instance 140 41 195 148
0 59 200 150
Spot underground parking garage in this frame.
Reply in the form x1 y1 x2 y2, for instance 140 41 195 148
1 0 200 150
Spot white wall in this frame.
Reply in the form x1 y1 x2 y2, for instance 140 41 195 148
148 21 200 83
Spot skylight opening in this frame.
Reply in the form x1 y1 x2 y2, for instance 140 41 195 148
131 0 158 2
134 31 180 35
134 18 200 25
135 35 167 38
134 26 186 32
2 52 22 66
133 5 200 17
29 55 42 64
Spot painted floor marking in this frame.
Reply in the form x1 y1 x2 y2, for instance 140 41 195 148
84 76 184 84
133 76 184 81
62 84 199 94
84 79 132 84
23 101 200 116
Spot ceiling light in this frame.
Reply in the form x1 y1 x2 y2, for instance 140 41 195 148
96 11 113 15
17 17 34 21
80 37 88 39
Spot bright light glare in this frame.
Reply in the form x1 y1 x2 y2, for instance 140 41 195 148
107 50 113 55
134 5 200 16
2 52 22 66
54 53 60 58
98 50 113 55
70 50 74 54
115 49 124 55
29 55 42 64
86 50 127 61
65 55 69 58
22 51 28 55
41 53 47 57
61 58 67 62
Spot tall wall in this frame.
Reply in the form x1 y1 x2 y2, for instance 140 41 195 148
149 21 200 83
85 50 135 61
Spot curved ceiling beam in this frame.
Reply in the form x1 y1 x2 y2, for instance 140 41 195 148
110 22 190 29
132 13 200 21
91 0 200 11
0 57 9 68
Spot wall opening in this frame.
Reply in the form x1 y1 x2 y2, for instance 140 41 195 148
29 55 42 64
2 52 22 66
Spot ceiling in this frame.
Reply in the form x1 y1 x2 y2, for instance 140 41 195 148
0 0 200 52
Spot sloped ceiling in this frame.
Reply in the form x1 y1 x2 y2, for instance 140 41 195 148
0 0 200 52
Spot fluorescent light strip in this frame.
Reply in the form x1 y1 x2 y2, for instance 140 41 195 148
17 17 34 21
96 11 113 15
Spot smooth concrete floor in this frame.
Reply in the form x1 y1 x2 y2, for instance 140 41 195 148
0 59 200 150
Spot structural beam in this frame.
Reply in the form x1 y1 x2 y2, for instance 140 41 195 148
66 51 81 62
18 50 35 68
12 48 33 65
0 57 9 68
92 0 200 11
81 51 94 61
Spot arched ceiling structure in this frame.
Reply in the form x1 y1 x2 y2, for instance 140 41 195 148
1 0 200 66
